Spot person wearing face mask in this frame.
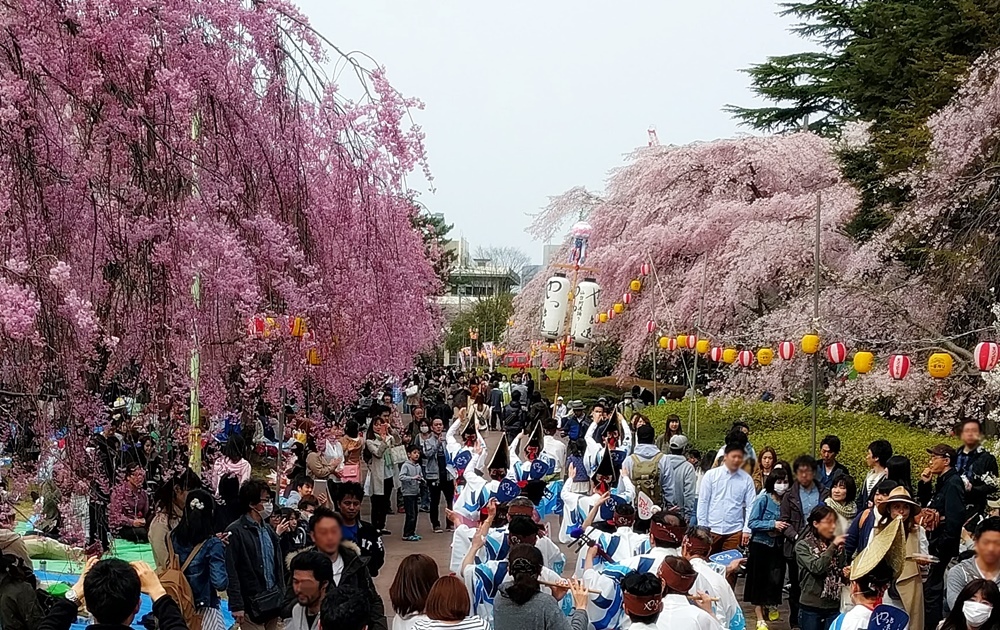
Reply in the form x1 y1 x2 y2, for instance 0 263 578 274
942 579 1000 630
745 466 792 630
225 479 285 630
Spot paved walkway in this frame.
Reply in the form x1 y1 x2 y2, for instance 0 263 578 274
366 426 794 629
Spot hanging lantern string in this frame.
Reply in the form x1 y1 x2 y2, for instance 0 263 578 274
645 255 679 333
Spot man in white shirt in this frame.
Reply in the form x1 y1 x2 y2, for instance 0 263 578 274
542 419 566 476
698 433 757 555
682 527 745 630
656 556 722 630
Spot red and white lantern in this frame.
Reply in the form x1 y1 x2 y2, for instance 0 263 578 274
248 315 266 337
646 320 656 334
684 335 698 350
888 354 911 380
666 337 678 351
709 347 725 362
607 308 615 320
778 341 795 361
623 292 632 305
975 342 1000 372
825 342 847 364
640 262 650 277
737 350 754 367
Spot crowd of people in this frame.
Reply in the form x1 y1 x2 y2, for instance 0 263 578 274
3 366 1000 630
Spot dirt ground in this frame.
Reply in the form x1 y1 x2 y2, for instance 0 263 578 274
366 425 794 629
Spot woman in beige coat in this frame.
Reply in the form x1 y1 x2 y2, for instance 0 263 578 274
874 486 929 630
365 413 397 535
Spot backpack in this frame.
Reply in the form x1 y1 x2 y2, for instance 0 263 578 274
158 536 205 630
631 452 666 508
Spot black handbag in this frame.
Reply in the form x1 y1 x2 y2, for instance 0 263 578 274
248 585 283 620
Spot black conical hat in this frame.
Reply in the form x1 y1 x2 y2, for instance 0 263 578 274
592 444 619 485
460 413 476 436
527 422 543 448
487 434 510 470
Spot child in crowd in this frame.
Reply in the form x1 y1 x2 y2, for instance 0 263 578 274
400 445 424 541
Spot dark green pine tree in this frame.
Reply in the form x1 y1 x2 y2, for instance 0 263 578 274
728 0 1000 241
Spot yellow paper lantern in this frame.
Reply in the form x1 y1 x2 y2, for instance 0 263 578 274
722 348 738 364
677 334 689 348
598 312 609 323
630 279 642 292
613 302 624 314
853 351 874 374
928 353 953 379
658 336 670 349
291 316 307 338
696 338 711 354
757 348 774 366
306 348 322 366
802 334 821 354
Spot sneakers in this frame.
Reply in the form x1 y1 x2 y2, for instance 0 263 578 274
380 529 392 536
403 535 422 542
433 527 443 533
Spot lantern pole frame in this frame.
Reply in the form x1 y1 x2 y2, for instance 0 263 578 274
688 253 709 441
811 191 822 458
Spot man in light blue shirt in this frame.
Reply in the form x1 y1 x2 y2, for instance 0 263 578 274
697 433 757 555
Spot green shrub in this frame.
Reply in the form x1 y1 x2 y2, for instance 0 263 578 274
644 398 959 483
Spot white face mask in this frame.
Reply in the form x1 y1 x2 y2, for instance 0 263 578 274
964 601 993 626
774 483 790 496
258 501 273 521
420 426 430 434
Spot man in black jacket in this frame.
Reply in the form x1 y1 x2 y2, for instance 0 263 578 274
502 390 526 442
226 479 285 630
39 557 185 630
955 419 999 523
779 454 829 623
334 483 385 576
285 507 387 630
918 443 966 630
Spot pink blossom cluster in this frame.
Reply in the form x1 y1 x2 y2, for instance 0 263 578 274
0 0 440 482
514 58 1000 433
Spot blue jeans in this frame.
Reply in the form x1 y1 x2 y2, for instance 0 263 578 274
799 605 838 630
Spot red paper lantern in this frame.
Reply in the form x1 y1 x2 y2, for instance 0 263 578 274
778 341 795 361
737 350 754 367
646 320 656 334
684 335 698 350
975 342 1000 372
640 262 650 277
888 354 911 380
666 337 678 351
709 347 725 362
249 315 265 337
607 308 615 320
623 292 632 305
826 342 847 364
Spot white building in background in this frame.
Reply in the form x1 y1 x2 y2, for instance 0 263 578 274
436 237 521 319
542 243 562 266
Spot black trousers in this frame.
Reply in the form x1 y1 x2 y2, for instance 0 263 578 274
403 496 419 537
925 551 954 630
429 478 454 529
786 556 801 627
370 479 394 531
119 526 149 543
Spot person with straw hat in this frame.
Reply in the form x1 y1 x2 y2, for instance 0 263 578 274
873 485 929 630
831 516 910 630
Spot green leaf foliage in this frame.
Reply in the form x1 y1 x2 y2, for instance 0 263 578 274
644 398 958 483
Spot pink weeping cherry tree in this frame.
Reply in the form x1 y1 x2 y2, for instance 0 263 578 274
0 0 440 524
515 51 1000 433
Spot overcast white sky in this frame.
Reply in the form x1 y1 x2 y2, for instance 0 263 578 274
295 1 806 263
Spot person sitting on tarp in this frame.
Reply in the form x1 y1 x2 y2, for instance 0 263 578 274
38 557 186 630
111 462 150 543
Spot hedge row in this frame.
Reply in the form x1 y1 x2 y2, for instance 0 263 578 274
643 398 960 483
